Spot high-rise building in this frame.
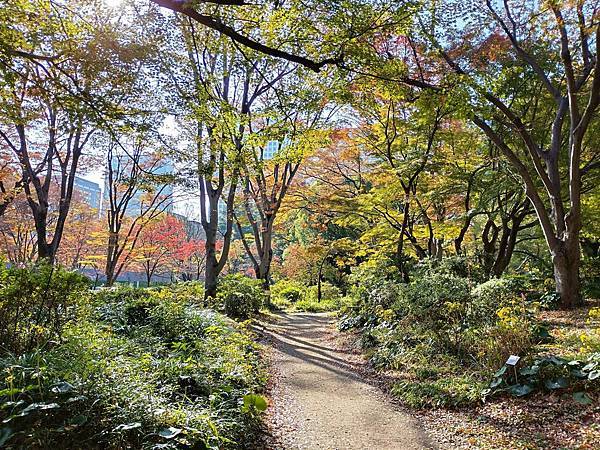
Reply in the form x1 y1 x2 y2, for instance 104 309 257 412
73 176 102 210
264 140 279 160
104 154 174 217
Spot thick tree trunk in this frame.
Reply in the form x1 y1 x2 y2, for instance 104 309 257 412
204 242 218 300
552 240 582 309
481 218 499 276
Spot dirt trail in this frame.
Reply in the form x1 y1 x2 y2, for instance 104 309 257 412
260 312 433 450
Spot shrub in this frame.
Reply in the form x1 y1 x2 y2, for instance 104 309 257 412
0 262 90 354
271 279 306 309
415 256 484 281
582 256 600 299
343 260 406 328
397 273 471 349
294 297 339 312
338 266 553 408
580 307 600 354
163 281 205 303
0 289 267 449
468 278 520 326
216 274 265 319
305 282 342 303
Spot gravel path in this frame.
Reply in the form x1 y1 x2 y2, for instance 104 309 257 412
260 312 433 450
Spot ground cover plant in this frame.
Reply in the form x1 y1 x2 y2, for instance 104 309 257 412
338 258 600 409
0 271 267 449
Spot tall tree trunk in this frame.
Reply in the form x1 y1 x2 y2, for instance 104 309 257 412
204 257 218 300
145 263 152 287
552 239 581 309
203 202 219 300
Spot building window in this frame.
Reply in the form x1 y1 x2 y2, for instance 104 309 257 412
264 140 279 160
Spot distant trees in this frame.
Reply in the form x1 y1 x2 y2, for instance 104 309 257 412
137 214 188 286
0 0 151 262
103 137 172 286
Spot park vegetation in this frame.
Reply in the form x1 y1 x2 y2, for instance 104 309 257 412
0 0 599 448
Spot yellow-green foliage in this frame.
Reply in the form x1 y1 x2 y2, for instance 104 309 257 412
580 307 600 354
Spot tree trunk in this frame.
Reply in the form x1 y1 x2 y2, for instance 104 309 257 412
204 247 218 300
552 240 582 309
481 218 498 277
105 232 119 286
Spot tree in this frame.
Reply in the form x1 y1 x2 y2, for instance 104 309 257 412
0 191 37 264
173 237 206 281
104 136 173 286
234 69 332 288
55 191 103 270
137 214 188 286
0 0 151 261
381 0 600 307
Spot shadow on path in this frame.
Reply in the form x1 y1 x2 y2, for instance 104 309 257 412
260 312 433 450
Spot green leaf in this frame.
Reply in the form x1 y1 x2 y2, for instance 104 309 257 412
547 356 567 366
573 392 593 405
494 366 507 377
113 422 141 432
588 370 600 380
51 381 75 394
544 377 569 390
571 369 587 379
582 362 597 372
19 403 60 415
519 366 539 376
489 377 503 389
509 384 533 397
158 427 182 439
243 394 268 412
0 428 13 447
69 414 87 426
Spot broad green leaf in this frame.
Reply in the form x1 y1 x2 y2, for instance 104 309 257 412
573 392 593 405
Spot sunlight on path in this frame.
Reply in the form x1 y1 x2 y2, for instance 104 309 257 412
262 313 433 450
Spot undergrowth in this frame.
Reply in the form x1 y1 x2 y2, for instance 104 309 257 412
0 278 267 449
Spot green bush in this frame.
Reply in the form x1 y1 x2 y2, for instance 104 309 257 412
0 287 267 449
0 262 90 354
271 279 306 308
468 277 520 325
305 282 342 303
338 263 550 408
397 273 471 344
294 297 339 312
162 281 205 303
415 256 484 281
216 274 265 319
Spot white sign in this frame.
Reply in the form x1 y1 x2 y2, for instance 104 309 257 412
506 355 520 366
